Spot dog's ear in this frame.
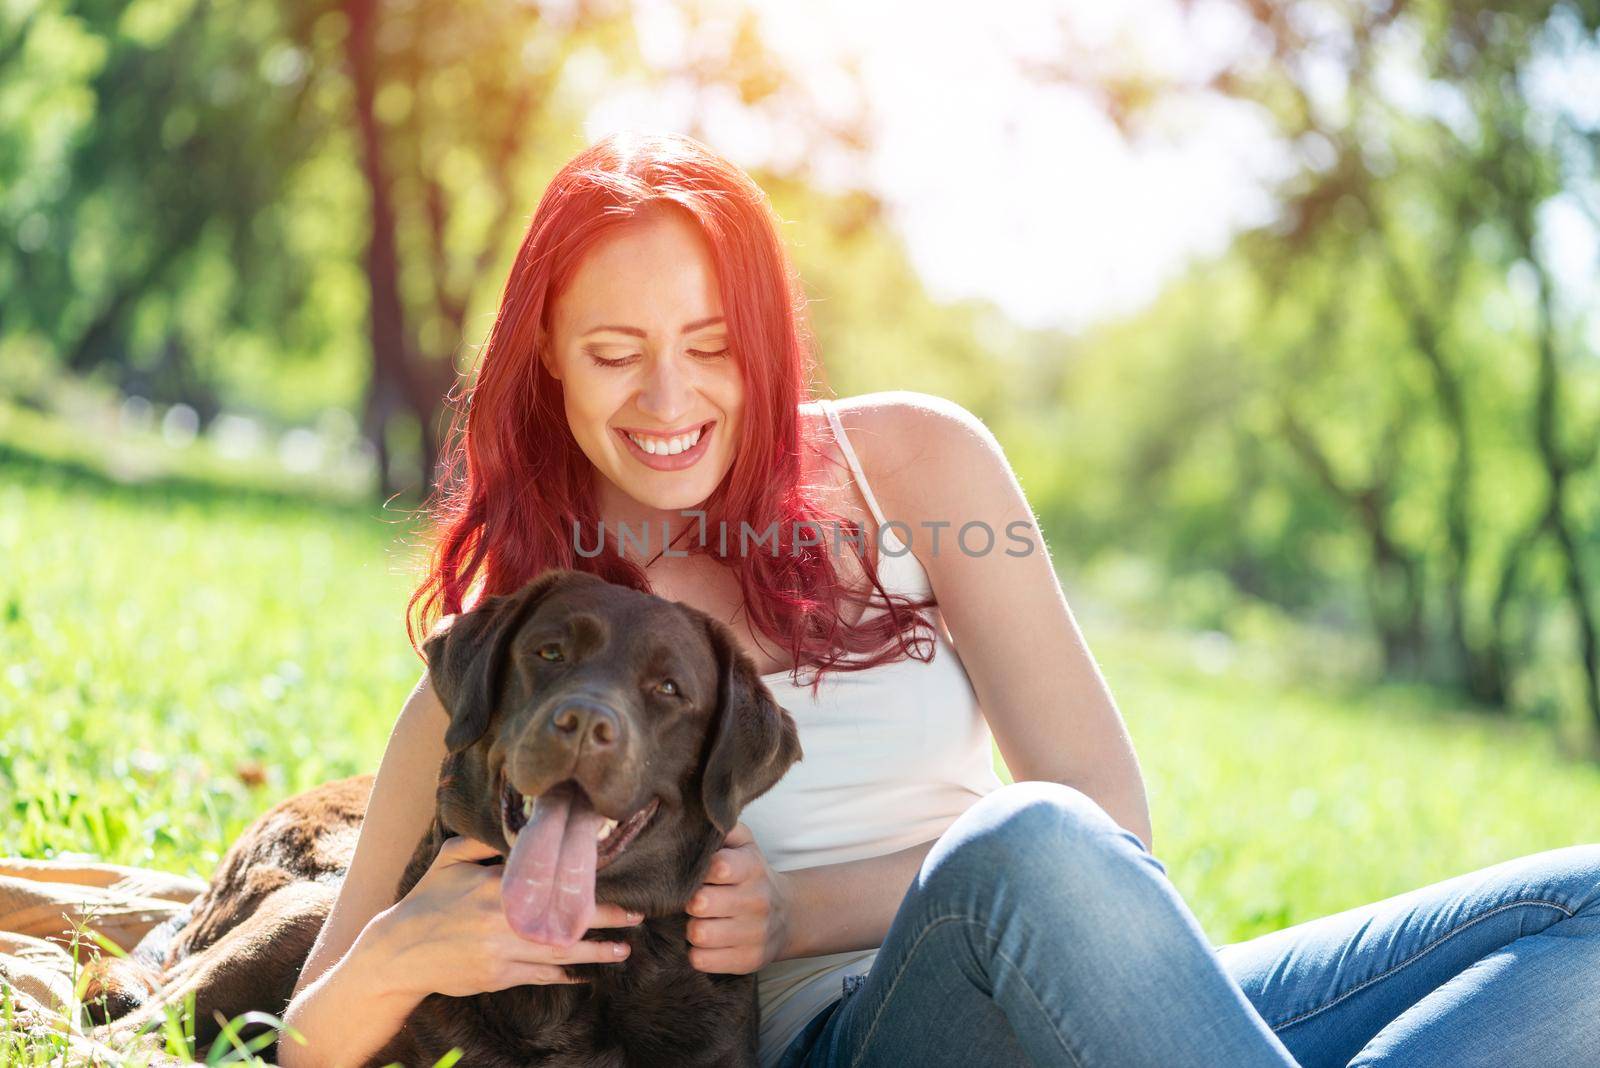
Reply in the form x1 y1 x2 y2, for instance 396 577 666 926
424 569 576 754
697 616 803 836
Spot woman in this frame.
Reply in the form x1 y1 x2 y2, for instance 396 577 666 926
280 131 1600 1068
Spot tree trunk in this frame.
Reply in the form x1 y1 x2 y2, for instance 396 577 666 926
344 0 443 499
1526 259 1600 734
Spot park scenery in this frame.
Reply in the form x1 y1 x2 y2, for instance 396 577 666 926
4 0 1600 1062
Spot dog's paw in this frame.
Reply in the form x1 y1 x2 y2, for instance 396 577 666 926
78 954 159 1025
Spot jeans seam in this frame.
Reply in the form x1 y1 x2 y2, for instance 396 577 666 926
849 914 967 1068
1269 897 1576 1031
988 936 1088 1068
847 911 1085 1068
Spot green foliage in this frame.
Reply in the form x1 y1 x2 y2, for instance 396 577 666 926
763 177 1051 418
0 421 427 874
2 0 346 414
1014 0 1600 734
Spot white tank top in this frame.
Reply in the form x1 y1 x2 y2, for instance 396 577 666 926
740 397 1006 1067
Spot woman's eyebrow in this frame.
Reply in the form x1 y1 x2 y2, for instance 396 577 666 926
581 316 725 339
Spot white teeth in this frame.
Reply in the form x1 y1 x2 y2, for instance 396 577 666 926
508 791 627 851
626 426 702 455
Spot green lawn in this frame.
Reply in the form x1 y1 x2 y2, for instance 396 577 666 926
1 425 427 878
1087 617 1600 943
4 410 1600 1055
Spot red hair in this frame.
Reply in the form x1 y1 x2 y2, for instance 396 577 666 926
406 131 936 694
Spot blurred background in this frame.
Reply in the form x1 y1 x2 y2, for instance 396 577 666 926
4 0 1600 949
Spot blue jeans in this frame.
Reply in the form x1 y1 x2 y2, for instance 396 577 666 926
774 780 1600 1067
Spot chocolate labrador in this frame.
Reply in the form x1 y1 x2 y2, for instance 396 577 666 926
88 568 803 1066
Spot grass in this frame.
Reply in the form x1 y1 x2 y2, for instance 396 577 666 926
1083 614 1600 942
0 412 442 1062
0 446 428 878
4 409 1600 1057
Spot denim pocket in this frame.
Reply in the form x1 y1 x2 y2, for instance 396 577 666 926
841 973 867 998
777 992 850 1068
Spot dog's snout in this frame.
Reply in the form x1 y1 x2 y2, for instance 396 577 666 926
548 698 624 751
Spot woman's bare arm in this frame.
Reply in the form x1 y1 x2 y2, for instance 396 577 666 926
277 668 449 1067
757 394 1153 969
776 839 937 960
842 392 1155 852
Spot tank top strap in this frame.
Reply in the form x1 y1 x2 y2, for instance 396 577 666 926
818 397 906 554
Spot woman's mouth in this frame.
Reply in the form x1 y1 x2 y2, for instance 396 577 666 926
615 420 715 471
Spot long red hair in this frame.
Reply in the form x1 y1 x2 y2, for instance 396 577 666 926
406 131 936 694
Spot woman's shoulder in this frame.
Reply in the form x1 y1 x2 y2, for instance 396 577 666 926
824 391 994 457
818 392 1007 534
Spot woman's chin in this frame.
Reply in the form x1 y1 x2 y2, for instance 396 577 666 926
639 485 718 515
616 467 726 516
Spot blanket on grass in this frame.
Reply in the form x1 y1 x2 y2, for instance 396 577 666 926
0 856 206 1063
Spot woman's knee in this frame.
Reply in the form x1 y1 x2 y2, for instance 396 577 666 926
918 780 1158 904
1516 842 1600 916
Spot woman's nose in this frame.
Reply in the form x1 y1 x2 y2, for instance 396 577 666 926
635 352 695 422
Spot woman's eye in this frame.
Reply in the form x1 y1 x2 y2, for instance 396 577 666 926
584 346 725 368
538 644 564 662
656 679 680 696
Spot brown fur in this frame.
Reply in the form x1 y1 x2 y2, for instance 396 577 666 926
88 569 802 1066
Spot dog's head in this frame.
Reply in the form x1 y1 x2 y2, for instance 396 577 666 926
422 568 802 946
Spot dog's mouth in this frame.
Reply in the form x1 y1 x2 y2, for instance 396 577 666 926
499 773 660 868
494 770 660 946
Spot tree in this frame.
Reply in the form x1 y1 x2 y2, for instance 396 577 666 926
1030 0 1600 729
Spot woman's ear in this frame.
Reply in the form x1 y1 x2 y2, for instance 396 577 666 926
424 569 575 754
696 616 803 836
537 325 563 382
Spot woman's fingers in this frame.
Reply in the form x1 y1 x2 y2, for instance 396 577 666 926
705 842 759 885
685 915 750 950
687 944 759 975
497 962 593 987
590 902 646 928
685 884 736 917
499 932 632 965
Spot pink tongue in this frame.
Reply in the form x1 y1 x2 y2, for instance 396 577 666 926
502 785 604 946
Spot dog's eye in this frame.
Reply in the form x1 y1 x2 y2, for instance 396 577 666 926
538 643 564 662
656 679 680 697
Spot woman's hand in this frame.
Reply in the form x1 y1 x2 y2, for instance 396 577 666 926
369 834 645 1000
686 821 794 974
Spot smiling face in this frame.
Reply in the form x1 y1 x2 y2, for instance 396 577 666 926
544 206 745 515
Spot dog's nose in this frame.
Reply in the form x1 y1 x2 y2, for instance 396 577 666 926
548 699 624 752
